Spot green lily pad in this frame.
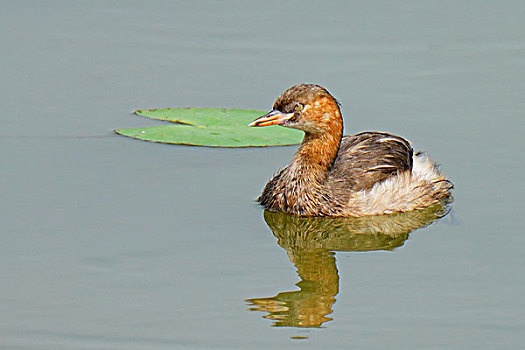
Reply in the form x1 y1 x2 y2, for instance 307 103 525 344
114 108 302 147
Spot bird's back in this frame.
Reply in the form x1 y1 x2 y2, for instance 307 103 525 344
327 132 413 199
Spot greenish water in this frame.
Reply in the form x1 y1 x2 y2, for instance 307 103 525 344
1 1 524 349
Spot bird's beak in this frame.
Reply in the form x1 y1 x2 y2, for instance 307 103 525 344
249 110 293 127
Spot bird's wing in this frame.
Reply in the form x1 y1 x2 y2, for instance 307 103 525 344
328 132 413 193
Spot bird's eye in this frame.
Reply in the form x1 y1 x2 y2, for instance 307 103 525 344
294 103 304 112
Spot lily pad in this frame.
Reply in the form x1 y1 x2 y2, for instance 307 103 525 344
114 108 302 147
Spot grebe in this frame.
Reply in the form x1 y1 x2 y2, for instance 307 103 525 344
249 84 452 217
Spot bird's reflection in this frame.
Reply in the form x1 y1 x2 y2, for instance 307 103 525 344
246 201 451 328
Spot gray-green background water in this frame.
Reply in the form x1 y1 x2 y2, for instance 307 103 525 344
1 1 524 349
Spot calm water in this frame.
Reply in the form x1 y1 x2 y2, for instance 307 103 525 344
1 1 524 349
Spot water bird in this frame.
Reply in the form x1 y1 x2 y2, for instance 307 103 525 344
249 84 452 217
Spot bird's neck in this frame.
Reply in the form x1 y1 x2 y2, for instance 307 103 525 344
260 110 344 216
291 130 342 178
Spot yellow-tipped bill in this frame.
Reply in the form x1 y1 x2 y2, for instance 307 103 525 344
249 110 293 127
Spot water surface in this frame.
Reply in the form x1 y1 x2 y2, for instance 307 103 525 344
1 1 524 349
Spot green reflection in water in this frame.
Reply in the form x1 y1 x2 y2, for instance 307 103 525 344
246 201 451 328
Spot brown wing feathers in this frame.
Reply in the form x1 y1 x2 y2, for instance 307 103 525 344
329 132 413 192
